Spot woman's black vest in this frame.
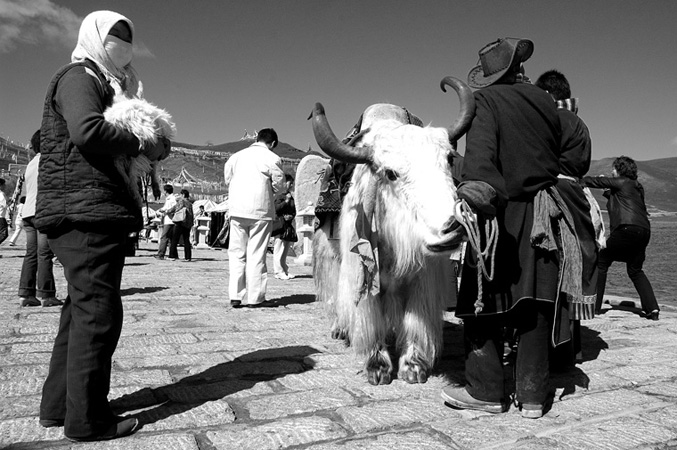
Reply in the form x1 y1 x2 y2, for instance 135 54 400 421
35 60 142 233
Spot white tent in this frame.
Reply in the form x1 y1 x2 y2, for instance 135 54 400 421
208 200 229 213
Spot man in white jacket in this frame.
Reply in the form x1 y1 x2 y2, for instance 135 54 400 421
155 184 178 260
224 128 285 307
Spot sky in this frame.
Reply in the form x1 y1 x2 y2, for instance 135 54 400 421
1 0 676 162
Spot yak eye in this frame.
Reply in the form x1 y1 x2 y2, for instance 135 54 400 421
385 169 399 181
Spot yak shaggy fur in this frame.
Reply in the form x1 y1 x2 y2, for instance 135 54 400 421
314 117 460 386
103 96 176 207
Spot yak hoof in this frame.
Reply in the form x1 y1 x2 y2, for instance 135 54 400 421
331 326 348 341
398 364 429 384
398 352 432 384
366 349 393 385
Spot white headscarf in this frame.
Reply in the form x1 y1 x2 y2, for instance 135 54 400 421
71 10 142 98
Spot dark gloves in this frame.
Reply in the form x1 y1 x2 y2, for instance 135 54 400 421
143 136 172 161
456 180 498 218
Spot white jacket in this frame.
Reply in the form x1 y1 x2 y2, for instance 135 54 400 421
224 142 284 220
158 193 178 225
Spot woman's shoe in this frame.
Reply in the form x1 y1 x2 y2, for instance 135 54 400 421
520 403 543 419
66 417 139 442
20 296 41 307
647 310 659 321
275 273 290 280
41 297 64 307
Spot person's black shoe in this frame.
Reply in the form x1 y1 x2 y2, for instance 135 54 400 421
39 418 64 428
647 310 659 321
246 300 275 308
66 417 139 442
230 300 242 308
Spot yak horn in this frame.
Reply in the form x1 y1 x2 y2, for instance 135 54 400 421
440 76 476 143
309 103 374 164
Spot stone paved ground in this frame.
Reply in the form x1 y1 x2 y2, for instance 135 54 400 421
1 240 676 450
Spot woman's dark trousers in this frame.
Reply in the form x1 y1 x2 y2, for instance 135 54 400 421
169 223 192 260
596 225 658 314
39 225 127 439
18 217 56 298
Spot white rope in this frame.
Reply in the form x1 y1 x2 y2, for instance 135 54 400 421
454 199 499 315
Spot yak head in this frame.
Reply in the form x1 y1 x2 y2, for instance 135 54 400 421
310 77 476 271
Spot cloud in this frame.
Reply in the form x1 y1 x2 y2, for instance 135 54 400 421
0 0 154 58
0 0 81 52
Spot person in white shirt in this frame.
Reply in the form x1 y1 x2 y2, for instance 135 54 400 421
154 184 178 260
0 177 8 247
224 128 284 307
8 196 26 246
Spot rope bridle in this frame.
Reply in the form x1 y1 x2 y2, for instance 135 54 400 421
453 199 499 315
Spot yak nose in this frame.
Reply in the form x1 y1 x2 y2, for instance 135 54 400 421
442 217 462 234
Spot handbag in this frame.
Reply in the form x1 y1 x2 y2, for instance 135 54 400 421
281 221 298 242
172 207 187 224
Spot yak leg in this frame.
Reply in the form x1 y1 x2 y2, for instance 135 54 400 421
352 295 393 385
312 221 348 341
397 260 452 383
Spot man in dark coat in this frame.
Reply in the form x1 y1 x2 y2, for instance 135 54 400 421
441 38 565 419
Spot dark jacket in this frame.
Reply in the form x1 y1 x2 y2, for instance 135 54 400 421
36 59 142 232
558 109 591 178
582 176 650 233
462 82 561 205
272 193 296 237
457 81 563 323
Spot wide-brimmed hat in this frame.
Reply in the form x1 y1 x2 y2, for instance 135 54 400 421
467 38 534 89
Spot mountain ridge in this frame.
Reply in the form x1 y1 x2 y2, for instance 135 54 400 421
2 139 674 213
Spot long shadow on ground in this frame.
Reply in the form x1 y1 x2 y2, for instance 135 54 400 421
120 286 169 296
110 346 318 428
272 294 315 307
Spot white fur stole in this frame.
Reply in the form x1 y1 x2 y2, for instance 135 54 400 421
104 97 176 208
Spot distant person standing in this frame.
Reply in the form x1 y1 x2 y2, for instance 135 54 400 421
168 189 193 261
224 128 285 307
155 184 178 260
192 204 208 246
18 130 62 307
583 156 659 320
272 174 296 280
0 177 8 248
8 196 26 246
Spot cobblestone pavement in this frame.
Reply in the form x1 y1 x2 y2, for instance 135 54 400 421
1 240 676 449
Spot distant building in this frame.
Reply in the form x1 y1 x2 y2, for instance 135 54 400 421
240 129 258 141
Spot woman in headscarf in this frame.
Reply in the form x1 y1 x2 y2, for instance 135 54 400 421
36 10 170 442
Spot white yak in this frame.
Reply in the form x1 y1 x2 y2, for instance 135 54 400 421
310 77 476 385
